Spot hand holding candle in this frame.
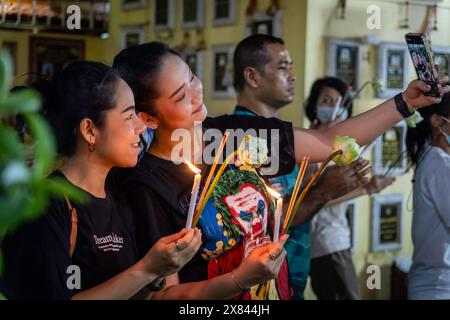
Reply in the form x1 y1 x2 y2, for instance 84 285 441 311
185 160 202 230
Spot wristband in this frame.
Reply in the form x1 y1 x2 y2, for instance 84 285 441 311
394 93 415 118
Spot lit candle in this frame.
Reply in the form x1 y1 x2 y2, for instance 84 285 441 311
266 187 283 243
185 160 202 230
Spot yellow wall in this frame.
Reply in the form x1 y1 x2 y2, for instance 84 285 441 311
105 0 307 122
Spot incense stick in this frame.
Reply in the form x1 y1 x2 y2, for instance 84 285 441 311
193 150 237 227
196 131 229 215
284 150 343 232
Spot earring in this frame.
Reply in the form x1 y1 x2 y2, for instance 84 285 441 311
88 141 96 152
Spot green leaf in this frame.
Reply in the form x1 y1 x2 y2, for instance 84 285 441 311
0 126 24 164
23 113 56 177
45 177 87 204
0 89 41 114
0 51 13 100
0 249 3 276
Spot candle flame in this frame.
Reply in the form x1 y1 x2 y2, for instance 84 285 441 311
266 185 281 199
185 160 201 175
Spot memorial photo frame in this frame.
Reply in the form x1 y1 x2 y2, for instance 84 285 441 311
373 121 408 176
29 37 85 79
371 194 404 252
211 44 235 99
433 46 450 78
182 0 205 29
327 38 362 91
213 0 237 27
377 43 409 99
120 25 147 50
182 48 205 81
245 10 283 38
154 0 175 32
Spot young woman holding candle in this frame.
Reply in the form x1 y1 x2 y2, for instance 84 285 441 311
113 42 449 300
406 93 450 300
0 61 202 300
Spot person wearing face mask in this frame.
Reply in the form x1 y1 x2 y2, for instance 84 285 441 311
305 77 395 300
406 93 450 300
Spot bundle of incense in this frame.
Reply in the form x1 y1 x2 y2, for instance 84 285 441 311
283 150 343 232
283 157 310 233
193 150 237 227
256 157 309 297
193 131 230 224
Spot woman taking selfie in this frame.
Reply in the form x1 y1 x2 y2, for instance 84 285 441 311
112 42 449 300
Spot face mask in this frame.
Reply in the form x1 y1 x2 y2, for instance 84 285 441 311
316 106 335 124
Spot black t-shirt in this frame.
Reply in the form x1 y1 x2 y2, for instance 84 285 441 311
122 114 295 283
0 171 138 300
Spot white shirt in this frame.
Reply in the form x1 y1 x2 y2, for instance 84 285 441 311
310 202 351 259
408 146 450 300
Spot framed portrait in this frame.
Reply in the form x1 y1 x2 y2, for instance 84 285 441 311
373 121 408 176
182 49 205 81
122 0 147 10
2 41 17 76
433 46 450 77
371 194 404 252
120 25 147 50
29 37 85 79
245 10 283 38
345 200 358 254
211 44 235 99
154 0 175 32
182 0 205 29
213 0 237 27
327 38 362 91
377 43 409 99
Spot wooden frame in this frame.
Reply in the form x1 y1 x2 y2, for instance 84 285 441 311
29 37 85 79
327 38 362 92
377 43 409 99
371 194 404 252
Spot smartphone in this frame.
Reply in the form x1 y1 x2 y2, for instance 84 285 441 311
405 33 441 97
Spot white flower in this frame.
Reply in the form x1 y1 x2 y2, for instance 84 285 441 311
1 161 31 187
237 135 269 169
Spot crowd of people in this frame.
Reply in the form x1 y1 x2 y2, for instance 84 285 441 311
0 34 449 300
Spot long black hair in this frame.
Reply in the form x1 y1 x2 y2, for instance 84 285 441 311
35 61 122 156
113 42 180 116
305 77 353 123
406 92 450 166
